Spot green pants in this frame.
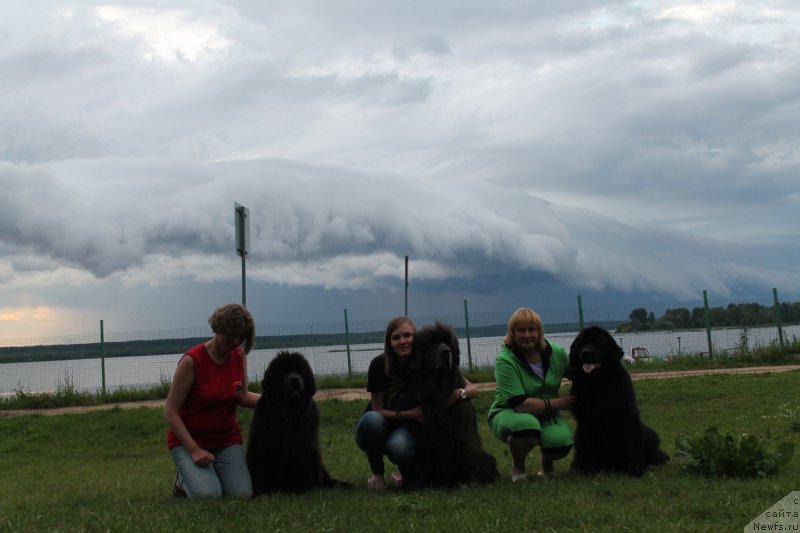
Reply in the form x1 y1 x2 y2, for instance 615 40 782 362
490 409 574 451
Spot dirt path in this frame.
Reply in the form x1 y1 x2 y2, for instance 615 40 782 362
1 364 798 418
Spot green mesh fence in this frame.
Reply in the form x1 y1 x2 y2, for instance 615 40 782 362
1 294 796 396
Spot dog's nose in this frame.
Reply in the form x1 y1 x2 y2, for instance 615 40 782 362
580 348 592 358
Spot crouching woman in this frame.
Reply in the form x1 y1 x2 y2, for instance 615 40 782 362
488 307 575 481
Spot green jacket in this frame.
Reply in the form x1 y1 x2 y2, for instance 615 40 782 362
488 340 570 422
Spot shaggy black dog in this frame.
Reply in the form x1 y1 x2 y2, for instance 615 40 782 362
400 322 499 489
246 351 348 494
569 326 670 477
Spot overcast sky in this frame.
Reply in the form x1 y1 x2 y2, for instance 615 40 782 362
1 1 799 339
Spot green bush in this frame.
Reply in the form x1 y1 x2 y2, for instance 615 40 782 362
675 427 794 478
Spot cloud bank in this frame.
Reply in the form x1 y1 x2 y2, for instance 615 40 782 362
1 1 799 335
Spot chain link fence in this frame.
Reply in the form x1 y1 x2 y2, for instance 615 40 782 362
1 293 797 396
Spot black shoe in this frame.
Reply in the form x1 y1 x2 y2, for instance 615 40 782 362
172 472 187 498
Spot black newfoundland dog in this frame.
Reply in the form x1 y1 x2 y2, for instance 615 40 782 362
399 322 499 489
568 326 670 477
246 351 348 494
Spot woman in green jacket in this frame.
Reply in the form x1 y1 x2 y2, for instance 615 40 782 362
488 307 575 481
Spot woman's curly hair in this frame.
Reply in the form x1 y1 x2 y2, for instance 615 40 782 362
208 303 255 354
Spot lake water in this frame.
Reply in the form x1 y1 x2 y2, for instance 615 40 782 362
2 325 796 396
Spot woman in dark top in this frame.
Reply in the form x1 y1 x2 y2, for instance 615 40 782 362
354 316 478 491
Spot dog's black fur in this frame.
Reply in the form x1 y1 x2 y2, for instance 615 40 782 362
568 326 670 477
399 322 499 489
246 351 349 494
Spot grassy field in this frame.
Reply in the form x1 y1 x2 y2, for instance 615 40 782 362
1 371 798 532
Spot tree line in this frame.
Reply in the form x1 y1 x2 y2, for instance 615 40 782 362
616 301 800 333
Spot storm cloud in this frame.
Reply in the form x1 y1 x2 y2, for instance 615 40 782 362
1 1 799 336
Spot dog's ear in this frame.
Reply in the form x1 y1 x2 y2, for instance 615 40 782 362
604 330 624 361
303 361 317 397
448 331 460 370
409 328 429 372
451 342 460 370
569 330 585 365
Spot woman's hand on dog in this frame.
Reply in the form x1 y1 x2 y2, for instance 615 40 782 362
191 448 216 467
445 381 480 407
402 406 425 422
553 395 576 410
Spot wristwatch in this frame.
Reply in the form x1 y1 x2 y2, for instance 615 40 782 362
459 388 468 400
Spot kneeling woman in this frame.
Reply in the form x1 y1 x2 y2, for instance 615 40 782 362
488 307 575 481
164 304 261 498
354 316 478 490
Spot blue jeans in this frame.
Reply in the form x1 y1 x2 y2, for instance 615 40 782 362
170 444 252 499
354 411 415 475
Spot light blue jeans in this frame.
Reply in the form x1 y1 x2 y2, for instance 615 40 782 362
354 411 415 475
170 444 252 499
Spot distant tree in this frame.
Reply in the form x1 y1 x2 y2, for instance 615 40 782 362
629 308 648 323
663 308 690 328
690 307 706 328
708 307 729 327
781 302 800 323
726 303 742 325
654 320 676 330
617 299 800 335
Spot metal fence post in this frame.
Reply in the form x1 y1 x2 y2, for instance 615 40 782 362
100 319 107 394
344 308 352 376
404 255 409 317
463 299 473 370
773 288 784 348
703 290 713 360
577 294 584 330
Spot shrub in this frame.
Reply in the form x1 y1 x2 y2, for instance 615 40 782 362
675 427 794 478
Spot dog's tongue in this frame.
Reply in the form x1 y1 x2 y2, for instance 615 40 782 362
582 363 599 374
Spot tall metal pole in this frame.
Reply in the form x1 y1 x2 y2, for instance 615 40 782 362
464 299 473 370
344 308 352 375
773 287 784 348
241 251 246 307
404 255 409 316
235 203 250 308
100 319 106 395
703 289 713 360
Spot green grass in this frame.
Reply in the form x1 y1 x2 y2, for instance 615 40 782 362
627 350 800 373
1 376 173 410
1 371 798 532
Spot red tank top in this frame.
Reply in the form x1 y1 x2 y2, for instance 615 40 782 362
166 343 245 450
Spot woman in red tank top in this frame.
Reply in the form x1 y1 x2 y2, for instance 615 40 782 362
164 303 261 498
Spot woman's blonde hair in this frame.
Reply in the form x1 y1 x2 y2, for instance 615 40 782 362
504 307 546 351
208 303 255 355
